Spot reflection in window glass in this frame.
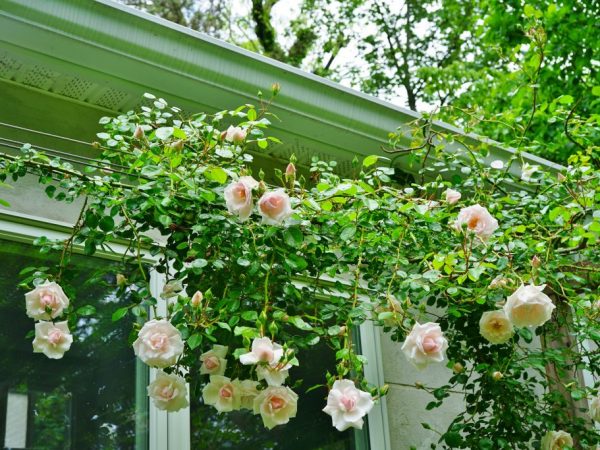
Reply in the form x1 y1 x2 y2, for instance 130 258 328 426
0 239 148 450
191 342 366 450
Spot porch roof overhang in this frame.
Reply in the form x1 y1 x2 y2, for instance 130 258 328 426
0 0 563 177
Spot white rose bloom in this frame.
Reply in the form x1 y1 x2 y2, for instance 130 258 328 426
479 310 514 344
540 430 573 450
322 379 374 431
401 322 448 369
147 370 189 412
258 190 293 225
444 188 462 205
200 345 228 376
590 395 600 422
504 284 555 328
25 280 70 320
239 337 284 366
238 379 260 410
202 375 242 412
253 386 298 429
224 176 259 221
161 280 184 299
133 319 184 368
225 125 247 144
490 160 504 169
454 204 499 240
32 321 73 359
256 362 291 387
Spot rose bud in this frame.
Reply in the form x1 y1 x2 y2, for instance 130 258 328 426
531 255 541 268
492 371 503 381
453 362 464 374
191 290 203 308
133 126 145 139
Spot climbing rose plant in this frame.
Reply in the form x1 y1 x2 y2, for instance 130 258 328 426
4 90 599 448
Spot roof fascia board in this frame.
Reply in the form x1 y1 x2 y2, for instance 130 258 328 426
0 0 564 175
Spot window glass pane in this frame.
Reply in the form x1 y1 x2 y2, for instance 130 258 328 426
0 239 148 450
190 342 364 450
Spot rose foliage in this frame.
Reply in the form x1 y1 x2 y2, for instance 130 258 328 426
2 89 600 448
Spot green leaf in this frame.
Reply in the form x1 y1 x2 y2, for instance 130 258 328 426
112 307 129 322
158 215 172 227
283 227 304 247
593 86 600 97
363 155 378 167
205 167 228 184
340 226 357 241
155 127 174 140
237 257 251 267
558 95 574 105
257 139 268 149
289 316 313 331
241 311 258 322
247 109 257 121
188 333 202 350
285 254 308 271
99 216 115 232
77 305 96 316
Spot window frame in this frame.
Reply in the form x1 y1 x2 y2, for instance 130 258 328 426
0 208 390 450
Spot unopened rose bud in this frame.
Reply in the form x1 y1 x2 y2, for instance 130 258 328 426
220 130 227 141
171 140 184 151
453 362 464 374
271 82 281 95
492 371 503 381
133 126 145 139
258 181 267 193
489 276 509 289
557 173 566 182
415 382 424 389
531 255 541 268
285 163 296 180
191 290 203 308
116 274 127 286
338 326 347 336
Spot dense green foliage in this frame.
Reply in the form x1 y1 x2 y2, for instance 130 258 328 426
1 83 599 447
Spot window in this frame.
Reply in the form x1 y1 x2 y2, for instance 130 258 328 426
0 238 148 450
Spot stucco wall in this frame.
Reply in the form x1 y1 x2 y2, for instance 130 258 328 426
380 330 464 450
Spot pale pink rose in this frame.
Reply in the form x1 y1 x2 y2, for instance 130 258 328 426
258 190 293 225
323 379 374 431
239 337 284 365
253 386 298 429
238 379 260 410
504 284 555 328
32 321 73 359
147 370 189 412
224 176 259 221
225 125 247 144
256 360 291 386
133 319 184 368
540 430 573 450
190 290 203 308
454 204 499 240
285 163 296 178
200 345 228 376
444 188 461 205
521 162 540 182
479 310 514 344
590 395 600 422
202 375 242 412
25 280 70 320
401 322 448 369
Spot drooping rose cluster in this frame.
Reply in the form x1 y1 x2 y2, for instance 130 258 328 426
133 318 186 411
25 280 73 359
200 337 299 429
